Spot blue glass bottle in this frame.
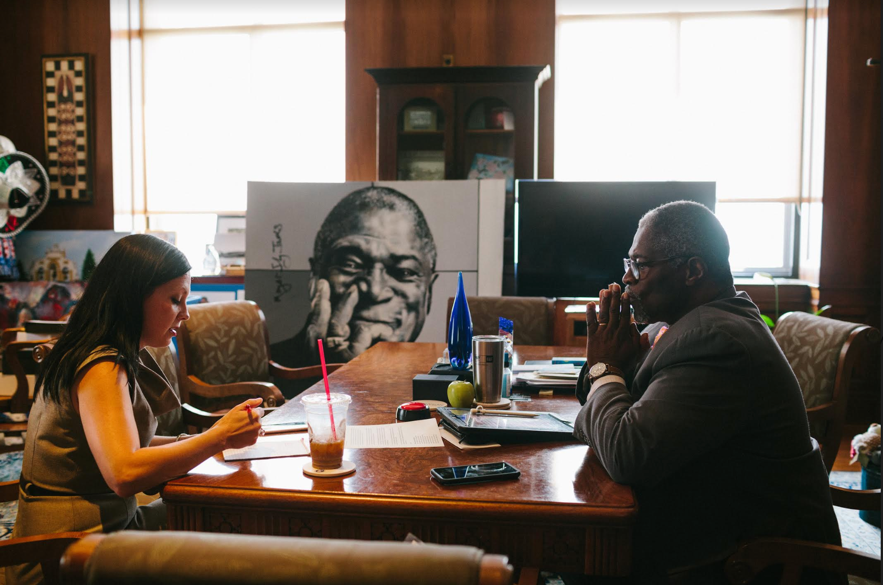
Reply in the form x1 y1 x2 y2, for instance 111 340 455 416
447 272 473 370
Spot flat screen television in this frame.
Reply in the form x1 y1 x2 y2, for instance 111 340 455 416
515 181 716 298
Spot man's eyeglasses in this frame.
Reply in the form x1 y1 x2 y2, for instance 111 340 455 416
623 257 687 281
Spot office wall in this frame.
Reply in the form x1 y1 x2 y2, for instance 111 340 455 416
345 0 556 182
0 0 115 230
819 0 881 328
819 0 881 421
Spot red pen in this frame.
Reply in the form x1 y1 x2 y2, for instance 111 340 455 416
245 404 266 435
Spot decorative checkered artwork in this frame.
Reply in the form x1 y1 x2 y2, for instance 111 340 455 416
42 54 92 203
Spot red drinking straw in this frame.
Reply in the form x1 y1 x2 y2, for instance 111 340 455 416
317 339 338 441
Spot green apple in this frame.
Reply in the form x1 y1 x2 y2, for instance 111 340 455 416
447 380 475 408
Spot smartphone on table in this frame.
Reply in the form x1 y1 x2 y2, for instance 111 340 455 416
430 461 521 485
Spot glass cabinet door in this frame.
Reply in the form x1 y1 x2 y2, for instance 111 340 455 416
396 98 446 181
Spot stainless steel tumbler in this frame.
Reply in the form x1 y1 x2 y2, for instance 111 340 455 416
472 335 505 404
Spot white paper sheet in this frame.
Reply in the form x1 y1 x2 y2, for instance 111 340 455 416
512 364 576 373
344 418 444 449
223 434 310 461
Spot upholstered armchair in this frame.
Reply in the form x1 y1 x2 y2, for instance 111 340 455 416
146 344 221 434
60 531 514 585
445 296 557 346
178 301 342 412
773 312 881 472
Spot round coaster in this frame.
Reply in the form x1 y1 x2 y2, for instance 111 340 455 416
418 400 447 411
474 397 511 409
303 460 356 478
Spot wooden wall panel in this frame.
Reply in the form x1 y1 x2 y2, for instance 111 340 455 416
818 0 881 423
346 0 555 181
0 0 114 230
819 0 881 328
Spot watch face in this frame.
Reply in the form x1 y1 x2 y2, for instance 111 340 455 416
589 363 607 378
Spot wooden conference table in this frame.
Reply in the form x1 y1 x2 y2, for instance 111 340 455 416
162 342 637 577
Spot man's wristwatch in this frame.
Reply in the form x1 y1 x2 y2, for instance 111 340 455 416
587 362 624 384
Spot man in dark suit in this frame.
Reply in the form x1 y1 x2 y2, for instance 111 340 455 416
573 201 842 584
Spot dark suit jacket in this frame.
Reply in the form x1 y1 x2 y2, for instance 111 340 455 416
573 288 842 580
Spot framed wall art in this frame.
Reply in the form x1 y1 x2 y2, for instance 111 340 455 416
42 53 93 203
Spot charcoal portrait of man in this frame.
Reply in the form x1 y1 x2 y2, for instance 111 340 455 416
270 186 439 367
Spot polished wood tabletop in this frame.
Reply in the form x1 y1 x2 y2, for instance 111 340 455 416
162 342 637 576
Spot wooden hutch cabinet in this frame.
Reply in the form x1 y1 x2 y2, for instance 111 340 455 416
366 65 551 293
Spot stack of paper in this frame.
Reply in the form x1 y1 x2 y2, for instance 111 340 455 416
514 366 579 387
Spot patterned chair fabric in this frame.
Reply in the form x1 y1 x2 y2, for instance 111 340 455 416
772 311 880 472
773 312 860 411
183 301 270 386
445 296 556 346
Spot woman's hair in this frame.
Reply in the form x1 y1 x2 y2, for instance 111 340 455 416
37 234 190 402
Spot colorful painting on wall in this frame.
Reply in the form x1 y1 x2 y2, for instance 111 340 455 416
42 53 93 203
0 281 85 329
14 231 127 283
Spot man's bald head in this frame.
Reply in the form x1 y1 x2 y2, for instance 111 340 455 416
313 186 437 271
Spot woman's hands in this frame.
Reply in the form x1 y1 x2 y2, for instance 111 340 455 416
211 397 265 449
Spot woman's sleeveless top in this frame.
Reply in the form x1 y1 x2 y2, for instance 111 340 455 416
15 346 180 531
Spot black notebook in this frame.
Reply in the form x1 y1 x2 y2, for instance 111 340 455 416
436 407 575 444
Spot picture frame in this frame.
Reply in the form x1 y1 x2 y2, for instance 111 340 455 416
403 106 437 131
42 53 93 203
397 150 445 181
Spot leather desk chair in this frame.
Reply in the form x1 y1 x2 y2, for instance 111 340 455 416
725 484 881 585
773 312 881 472
178 300 343 412
445 296 556 346
60 531 514 585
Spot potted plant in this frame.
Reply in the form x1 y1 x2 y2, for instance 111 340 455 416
752 272 830 328
850 423 881 527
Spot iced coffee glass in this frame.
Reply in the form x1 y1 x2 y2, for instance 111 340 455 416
301 393 351 470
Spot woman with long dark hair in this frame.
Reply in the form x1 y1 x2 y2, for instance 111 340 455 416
8 234 264 585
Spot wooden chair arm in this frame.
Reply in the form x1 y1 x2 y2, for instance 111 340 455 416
725 537 880 585
0 479 18 503
23 320 67 335
33 343 54 364
804 402 835 423
0 422 27 434
59 533 105 585
181 403 224 429
479 554 514 585
268 360 344 381
183 375 285 406
0 532 88 577
5 340 44 413
0 328 24 352
830 485 881 511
